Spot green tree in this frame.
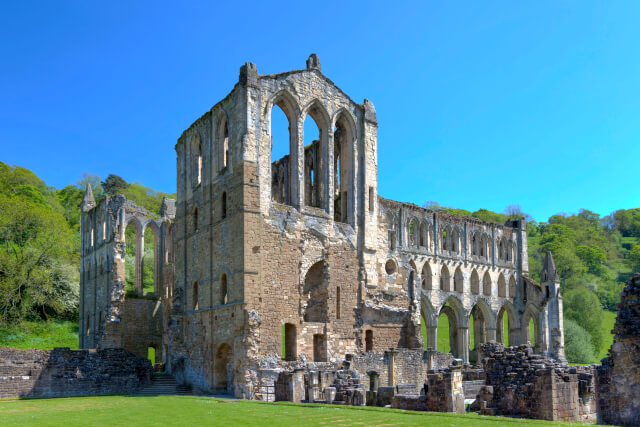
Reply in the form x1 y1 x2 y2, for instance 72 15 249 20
563 287 605 353
628 244 640 274
576 245 607 276
102 174 129 196
563 318 596 364
0 195 78 322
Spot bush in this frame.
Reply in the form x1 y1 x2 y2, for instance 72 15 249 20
564 318 596 364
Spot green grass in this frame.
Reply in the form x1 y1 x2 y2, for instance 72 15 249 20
597 310 617 362
0 395 594 426
0 320 78 349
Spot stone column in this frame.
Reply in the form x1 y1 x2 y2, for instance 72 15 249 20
385 348 399 386
458 327 469 363
292 117 304 209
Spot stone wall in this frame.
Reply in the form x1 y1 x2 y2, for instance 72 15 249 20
479 342 596 423
0 347 152 398
597 273 640 426
350 348 425 392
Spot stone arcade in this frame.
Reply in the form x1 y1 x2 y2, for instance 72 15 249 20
78 56 566 403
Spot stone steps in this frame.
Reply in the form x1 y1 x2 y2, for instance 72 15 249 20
135 374 192 396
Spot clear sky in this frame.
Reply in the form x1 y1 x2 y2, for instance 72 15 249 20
1 1 639 222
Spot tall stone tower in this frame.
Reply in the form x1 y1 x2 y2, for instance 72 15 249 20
170 54 380 396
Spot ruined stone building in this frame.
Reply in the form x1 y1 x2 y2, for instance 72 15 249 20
79 54 565 398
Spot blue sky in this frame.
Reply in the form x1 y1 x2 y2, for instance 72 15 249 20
1 1 639 222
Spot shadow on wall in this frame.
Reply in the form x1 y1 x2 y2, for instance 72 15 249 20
0 347 152 398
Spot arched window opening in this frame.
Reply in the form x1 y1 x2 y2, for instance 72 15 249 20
440 265 450 292
193 281 199 310
304 107 323 209
529 316 537 347
498 274 506 298
454 267 464 293
419 222 426 247
385 259 397 275
283 323 297 361
388 230 396 250
333 113 353 223
365 330 373 352
469 305 487 364
220 274 228 305
191 134 202 186
90 228 94 247
86 315 90 336
497 305 513 346
270 102 292 205
304 262 328 322
442 229 448 251
498 239 505 260
470 269 480 295
142 226 156 295
194 207 199 232
422 263 432 290
336 286 341 319
148 346 156 366
408 220 416 246
223 121 229 168
483 272 492 296
124 222 138 295
451 228 458 253
102 221 106 241
222 192 227 219
438 303 459 357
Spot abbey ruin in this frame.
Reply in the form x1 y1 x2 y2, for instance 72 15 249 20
63 55 639 423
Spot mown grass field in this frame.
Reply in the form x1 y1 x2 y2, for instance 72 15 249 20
597 310 617 361
0 395 594 426
0 321 78 350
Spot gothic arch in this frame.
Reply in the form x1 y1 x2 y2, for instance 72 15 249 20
454 266 464 293
421 262 432 290
508 275 517 298
497 300 517 346
470 269 480 295
332 109 356 223
440 264 451 292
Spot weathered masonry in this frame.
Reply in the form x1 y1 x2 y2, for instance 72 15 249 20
79 54 565 398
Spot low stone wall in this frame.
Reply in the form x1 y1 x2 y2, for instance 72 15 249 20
350 348 425 392
0 347 152 398
479 342 596 423
597 274 640 426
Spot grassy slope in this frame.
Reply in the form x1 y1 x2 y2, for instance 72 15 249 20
0 321 78 349
597 310 617 361
0 396 593 426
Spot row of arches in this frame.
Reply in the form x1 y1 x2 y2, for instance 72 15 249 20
422 296 541 362
418 263 517 298
269 90 356 223
124 219 164 296
395 215 517 265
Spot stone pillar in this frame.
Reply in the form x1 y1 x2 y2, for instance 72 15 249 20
487 325 497 343
366 370 380 406
427 325 437 351
458 327 469 363
292 117 304 209
385 349 399 386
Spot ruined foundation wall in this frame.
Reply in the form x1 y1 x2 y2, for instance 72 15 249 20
480 342 596 423
597 274 640 426
0 347 152 398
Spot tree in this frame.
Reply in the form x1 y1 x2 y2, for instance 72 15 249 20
76 173 104 200
0 195 78 322
576 245 607 277
102 174 129 196
563 287 605 354
628 244 640 274
563 318 596 364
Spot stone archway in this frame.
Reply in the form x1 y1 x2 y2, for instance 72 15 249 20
214 343 233 394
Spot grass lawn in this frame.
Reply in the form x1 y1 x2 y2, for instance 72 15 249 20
0 395 594 426
0 321 78 350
